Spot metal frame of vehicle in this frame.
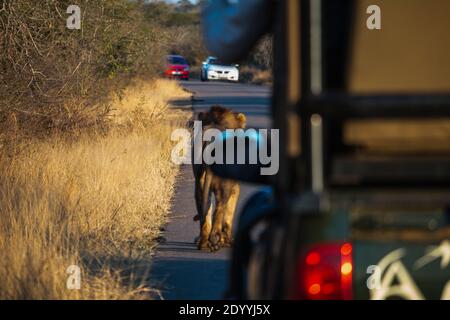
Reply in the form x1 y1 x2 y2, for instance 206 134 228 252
225 0 450 300
278 0 450 300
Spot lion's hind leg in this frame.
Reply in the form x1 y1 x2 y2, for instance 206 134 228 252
221 183 239 247
209 185 225 251
198 203 213 251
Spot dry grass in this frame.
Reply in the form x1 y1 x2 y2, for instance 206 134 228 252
239 66 273 85
0 79 191 299
110 79 190 129
0 0 169 136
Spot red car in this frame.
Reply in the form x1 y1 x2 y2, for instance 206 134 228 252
165 55 189 80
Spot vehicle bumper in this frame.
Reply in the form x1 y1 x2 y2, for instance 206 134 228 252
207 71 239 82
165 70 189 79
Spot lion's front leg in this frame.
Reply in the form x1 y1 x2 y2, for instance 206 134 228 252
195 170 213 250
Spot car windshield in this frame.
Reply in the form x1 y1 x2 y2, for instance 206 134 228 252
168 56 187 65
209 58 233 67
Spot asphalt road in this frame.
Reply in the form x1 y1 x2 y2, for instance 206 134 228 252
149 80 272 299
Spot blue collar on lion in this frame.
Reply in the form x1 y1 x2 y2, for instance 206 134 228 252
220 129 261 142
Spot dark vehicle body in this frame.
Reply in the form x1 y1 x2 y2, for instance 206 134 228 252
211 0 450 300
165 55 189 80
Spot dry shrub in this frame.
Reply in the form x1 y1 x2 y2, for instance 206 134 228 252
143 1 206 66
240 35 273 85
166 25 208 66
239 66 273 85
0 0 192 299
0 0 168 137
0 79 191 299
110 79 191 129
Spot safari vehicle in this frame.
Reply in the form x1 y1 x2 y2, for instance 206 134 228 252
211 0 450 299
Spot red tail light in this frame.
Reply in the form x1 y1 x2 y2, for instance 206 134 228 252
292 242 353 300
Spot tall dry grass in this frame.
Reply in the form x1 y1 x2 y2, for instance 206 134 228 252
240 66 273 85
0 79 191 299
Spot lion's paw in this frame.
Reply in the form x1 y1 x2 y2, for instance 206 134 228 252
197 238 220 252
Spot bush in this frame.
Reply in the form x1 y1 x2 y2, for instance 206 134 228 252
245 35 273 71
0 0 193 300
0 79 191 299
143 1 206 66
0 0 168 138
166 25 208 66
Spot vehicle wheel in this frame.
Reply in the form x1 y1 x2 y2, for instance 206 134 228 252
227 188 275 299
200 71 205 82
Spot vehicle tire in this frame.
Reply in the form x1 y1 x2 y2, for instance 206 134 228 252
226 188 275 299
200 70 206 82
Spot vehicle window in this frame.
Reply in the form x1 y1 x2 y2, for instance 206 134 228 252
209 58 232 67
168 57 187 65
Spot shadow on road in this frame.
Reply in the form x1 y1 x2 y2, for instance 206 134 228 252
157 241 200 254
150 257 229 300
170 96 270 113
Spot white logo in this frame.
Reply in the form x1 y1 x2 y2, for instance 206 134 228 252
366 265 381 290
366 5 381 30
369 249 424 300
368 240 450 300
171 121 280 176
66 265 81 290
414 240 450 270
66 5 81 30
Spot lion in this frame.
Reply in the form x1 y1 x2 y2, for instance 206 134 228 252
192 106 247 251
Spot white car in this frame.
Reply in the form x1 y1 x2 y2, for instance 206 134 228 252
201 56 239 82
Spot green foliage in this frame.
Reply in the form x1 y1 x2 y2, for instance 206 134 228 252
168 12 200 27
142 1 207 66
144 1 200 27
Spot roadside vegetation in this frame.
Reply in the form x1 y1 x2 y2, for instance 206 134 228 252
0 0 272 300
143 0 273 84
239 35 273 85
0 0 190 299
